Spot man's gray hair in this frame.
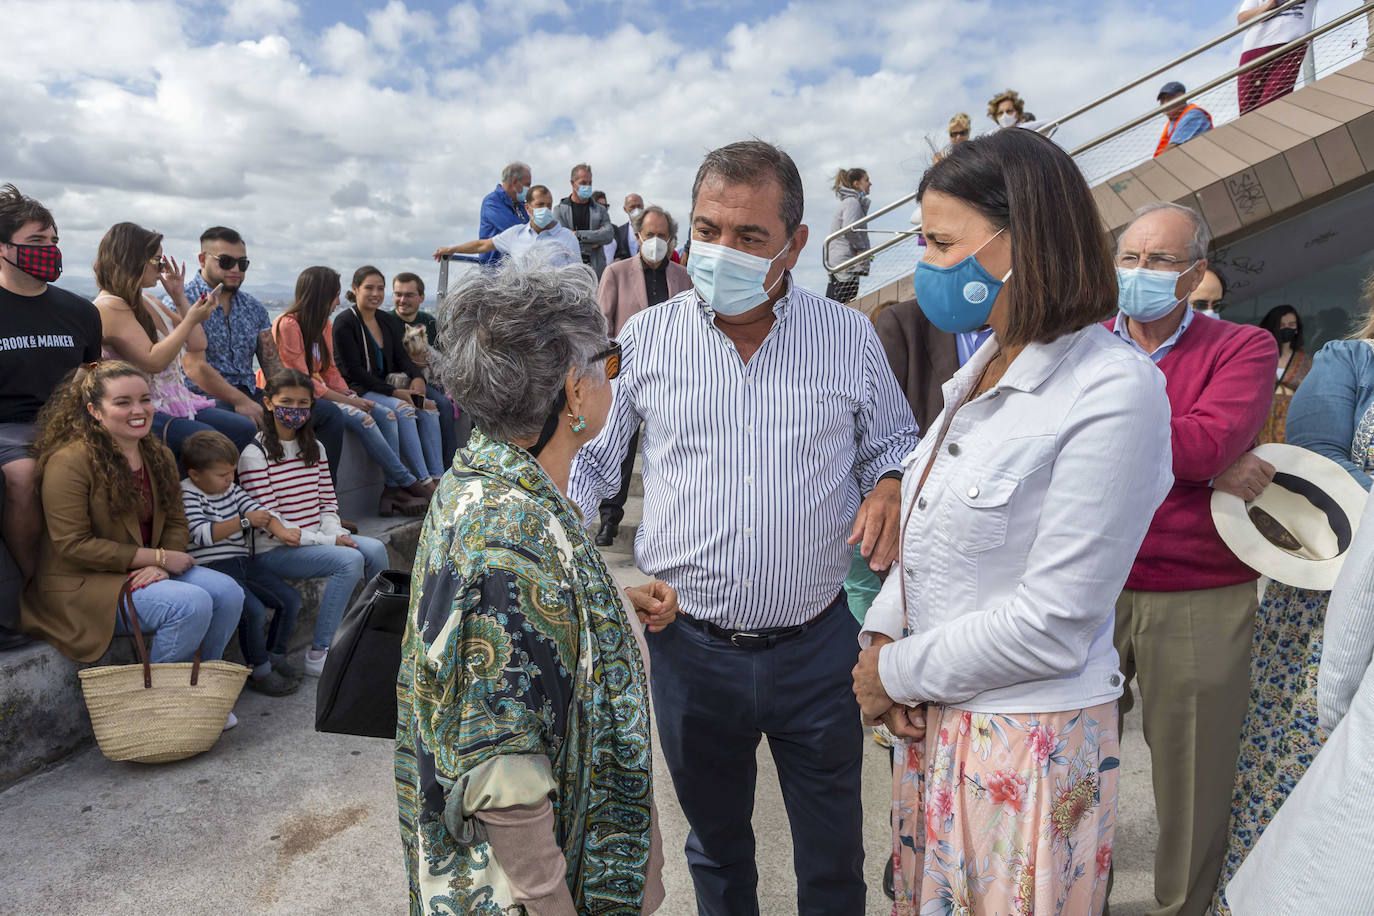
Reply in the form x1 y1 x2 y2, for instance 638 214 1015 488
570 162 592 182
435 254 607 444
501 161 530 184
1123 201 1211 261
691 140 804 237
634 205 678 246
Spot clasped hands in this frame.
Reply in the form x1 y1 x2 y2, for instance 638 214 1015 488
852 634 927 741
623 580 680 633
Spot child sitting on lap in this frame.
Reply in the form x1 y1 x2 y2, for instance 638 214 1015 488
180 431 303 696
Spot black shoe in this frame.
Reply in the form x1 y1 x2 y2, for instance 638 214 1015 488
595 521 618 547
883 857 895 900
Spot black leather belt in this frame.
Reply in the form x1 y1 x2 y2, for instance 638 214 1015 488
681 592 844 651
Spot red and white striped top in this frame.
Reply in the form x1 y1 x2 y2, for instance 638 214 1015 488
237 436 345 547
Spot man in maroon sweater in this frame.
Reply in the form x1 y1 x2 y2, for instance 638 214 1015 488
1107 202 1278 916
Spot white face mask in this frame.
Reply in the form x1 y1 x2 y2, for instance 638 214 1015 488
640 237 669 264
997 112 1019 128
628 207 645 222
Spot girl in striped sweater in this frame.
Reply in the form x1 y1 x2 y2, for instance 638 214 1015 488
238 370 389 677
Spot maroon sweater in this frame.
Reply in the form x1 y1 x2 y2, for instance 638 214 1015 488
1107 314 1279 591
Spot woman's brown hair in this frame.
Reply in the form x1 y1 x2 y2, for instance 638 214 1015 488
92 222 163 344
281 266 341 376
917 128 1117 348
832 168 868 196
31 361 181 518
260 369 321 466
987 89 1025 121
344 265 383 304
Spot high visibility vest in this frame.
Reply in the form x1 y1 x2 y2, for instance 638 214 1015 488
1155 105 1212 157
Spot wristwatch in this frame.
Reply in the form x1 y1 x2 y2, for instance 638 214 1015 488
239 516 252 533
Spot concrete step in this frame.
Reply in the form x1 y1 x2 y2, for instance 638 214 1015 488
0 514 423 790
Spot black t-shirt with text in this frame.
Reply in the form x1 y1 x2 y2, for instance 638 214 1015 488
0 283 103 424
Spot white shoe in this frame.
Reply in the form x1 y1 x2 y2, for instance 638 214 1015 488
223 711 239 731
305 649 328 678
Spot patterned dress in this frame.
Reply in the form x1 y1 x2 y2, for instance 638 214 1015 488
1212 394 1374 915
890 702 1119 916
394 431 654 915
1257 348 1312 445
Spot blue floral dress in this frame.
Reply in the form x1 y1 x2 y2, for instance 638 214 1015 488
1212 393 1374 914
394 431 654 915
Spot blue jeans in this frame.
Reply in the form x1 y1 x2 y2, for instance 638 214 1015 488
335 401 417 488
113 565 245 663
365 391 443 480
254 536 388 650
426 385 457 470
646 594 866 915
152 407 258 458
205 556 302 675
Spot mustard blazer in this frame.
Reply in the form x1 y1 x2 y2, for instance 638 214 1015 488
20 442 189 662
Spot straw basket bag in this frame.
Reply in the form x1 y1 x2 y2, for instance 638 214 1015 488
78 580 249 763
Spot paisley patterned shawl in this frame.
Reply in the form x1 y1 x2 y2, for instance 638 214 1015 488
394 430 653 915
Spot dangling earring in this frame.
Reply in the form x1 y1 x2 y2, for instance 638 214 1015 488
568 412 587 434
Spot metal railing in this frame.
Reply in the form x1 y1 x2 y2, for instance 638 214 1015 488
436 253 482 304
823 0 1374 290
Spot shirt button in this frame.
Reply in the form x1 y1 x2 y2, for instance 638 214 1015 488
743 580 752 588
745 475 753 485
746 425 754 434
917 497 928 510
1110 673 1123 687
967 486 980 499
746 377 754 385
948 443 960 456
744 527 753 537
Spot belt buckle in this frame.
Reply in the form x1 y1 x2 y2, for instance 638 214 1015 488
729 631 765 649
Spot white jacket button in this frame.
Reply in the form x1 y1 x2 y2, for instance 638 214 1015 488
948 443 960 456
967 486 980 499
917 497 928 510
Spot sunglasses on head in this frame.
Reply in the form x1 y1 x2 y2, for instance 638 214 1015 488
594 340 622 380
204 253 250 271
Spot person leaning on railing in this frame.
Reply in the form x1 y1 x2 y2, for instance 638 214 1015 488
825 167 872 303
1237 0 1318 115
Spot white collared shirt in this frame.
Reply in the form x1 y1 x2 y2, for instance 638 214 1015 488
569 279 919 629
1113 305 1195 363
861 324 1174 713
493 222 583 266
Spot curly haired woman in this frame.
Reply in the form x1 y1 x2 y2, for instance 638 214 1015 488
19 361 243 670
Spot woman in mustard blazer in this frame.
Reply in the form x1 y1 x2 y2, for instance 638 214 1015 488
20 361 242 664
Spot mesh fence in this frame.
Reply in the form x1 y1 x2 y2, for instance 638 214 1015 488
855 13 1372 302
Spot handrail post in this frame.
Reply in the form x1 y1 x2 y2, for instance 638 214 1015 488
437 257 450 305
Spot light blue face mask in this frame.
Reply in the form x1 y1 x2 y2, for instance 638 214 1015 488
911 228 1011 334
516 186 528 203
687 239 791 316
1117 264 1196 322
576 184 594 201
531 207 555 229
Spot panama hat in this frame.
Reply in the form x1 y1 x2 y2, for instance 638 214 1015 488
1212 443 1369 590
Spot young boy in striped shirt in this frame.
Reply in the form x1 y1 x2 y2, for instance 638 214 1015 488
181 431 303 696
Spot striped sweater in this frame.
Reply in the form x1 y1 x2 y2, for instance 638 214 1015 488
237 436 345 548
181 480 266 563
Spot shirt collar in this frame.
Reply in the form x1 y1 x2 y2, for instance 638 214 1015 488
1112 305 1193 357
693 273 796 321
942 325 1085 405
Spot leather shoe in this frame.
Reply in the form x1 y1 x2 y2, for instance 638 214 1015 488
595 521 618 547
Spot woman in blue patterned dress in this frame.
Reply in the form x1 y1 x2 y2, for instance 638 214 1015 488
394 255 675 916
1212 290 1374 914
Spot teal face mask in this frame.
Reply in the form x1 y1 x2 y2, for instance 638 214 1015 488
1117 264 1196 322
516 187 528 203
576 185 594 201
531 207 555 229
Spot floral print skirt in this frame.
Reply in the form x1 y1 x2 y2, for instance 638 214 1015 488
1211 582 1329 915
890 702 1119 916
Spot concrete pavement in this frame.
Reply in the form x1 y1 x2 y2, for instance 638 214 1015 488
1 550 1161 915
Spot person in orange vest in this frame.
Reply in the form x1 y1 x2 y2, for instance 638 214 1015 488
1154 80 1213 157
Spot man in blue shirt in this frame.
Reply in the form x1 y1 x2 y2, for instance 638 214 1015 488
1154 80 1212 156
477 162 531 264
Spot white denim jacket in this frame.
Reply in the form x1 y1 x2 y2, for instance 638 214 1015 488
861 324 1173 714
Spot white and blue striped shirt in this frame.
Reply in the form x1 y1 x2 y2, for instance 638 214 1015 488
570 279 919 629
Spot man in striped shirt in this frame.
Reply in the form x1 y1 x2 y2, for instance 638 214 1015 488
571 140 918 914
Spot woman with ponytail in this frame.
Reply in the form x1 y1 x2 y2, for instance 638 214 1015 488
825 167 872 304
19 361 244 673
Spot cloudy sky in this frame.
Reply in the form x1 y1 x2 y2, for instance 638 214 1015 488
2 0 1359 299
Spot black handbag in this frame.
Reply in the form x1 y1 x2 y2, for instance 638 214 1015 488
315 569 410 738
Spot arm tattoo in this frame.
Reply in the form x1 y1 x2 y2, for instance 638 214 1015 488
257 329 286 380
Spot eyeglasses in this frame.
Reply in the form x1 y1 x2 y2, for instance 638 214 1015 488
594 340 622 380
1117 253 1189 271
204 253 250 271
149 255 166 267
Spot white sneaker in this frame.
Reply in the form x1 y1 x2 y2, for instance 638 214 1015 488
223 711 239 731
305 649 328 678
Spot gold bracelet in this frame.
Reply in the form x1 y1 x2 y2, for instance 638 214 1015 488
156 547 167 569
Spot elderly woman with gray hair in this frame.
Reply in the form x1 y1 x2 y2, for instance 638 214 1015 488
394 255 673 915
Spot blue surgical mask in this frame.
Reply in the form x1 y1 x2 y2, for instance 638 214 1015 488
1116 264 1195 323
576 185 594 201
910 229 1011 334
516 186 528 203
531 207 555 229
686 239 790 316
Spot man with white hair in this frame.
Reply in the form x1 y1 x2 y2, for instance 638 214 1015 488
477 161 531 264
1108 201 1278 916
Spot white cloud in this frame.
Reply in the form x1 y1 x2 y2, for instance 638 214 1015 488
0 0 1279 297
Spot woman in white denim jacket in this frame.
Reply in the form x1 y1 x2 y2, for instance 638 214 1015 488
852 128 1173 916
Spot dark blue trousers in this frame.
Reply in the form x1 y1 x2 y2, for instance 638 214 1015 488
647 594 867 916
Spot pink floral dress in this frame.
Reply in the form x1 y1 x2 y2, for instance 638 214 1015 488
890 701 1119 916
99 294 215 419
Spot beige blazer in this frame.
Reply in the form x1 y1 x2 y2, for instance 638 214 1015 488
20 442 189 662
597 255 693 336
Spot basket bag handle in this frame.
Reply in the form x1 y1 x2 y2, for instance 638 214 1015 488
117 579 203 688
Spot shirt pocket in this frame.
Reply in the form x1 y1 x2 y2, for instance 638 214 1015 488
945 467 1020 554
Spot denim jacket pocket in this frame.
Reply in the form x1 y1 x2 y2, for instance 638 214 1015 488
947 468 1019 553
